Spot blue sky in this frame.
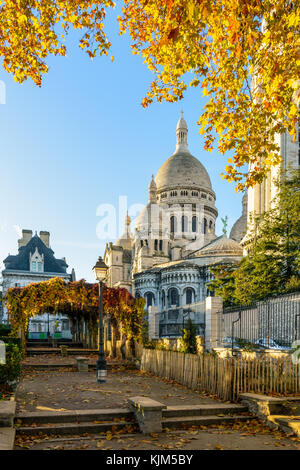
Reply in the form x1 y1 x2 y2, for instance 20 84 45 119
0 7 244 283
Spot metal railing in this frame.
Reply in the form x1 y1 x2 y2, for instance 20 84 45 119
219 292 300 349
159 300 206 338
159 322 205 338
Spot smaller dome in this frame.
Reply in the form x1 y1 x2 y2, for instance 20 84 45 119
135 204 148 231
230 216 247 243
115 234 132 250
198 235 243 257
135 202 159 232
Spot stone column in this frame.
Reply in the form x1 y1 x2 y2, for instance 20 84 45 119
205 296 223 351
148 306 159 340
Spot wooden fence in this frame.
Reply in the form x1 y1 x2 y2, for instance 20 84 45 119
141 349 300 401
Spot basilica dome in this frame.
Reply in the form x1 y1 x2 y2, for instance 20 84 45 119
155 152 212 192
155 112 212 192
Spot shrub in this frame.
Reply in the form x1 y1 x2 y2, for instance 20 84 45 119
0 341 22 388
0 337 21 349
0 324 11 337
181 319 197 354
235 338 256 351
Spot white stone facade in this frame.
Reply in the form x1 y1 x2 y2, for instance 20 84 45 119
242 126 299 252
1 230 74 339
103 115 244 337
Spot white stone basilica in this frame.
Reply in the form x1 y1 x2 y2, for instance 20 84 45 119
103 114 244 336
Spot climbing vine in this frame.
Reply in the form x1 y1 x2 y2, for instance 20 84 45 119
4 277 145 348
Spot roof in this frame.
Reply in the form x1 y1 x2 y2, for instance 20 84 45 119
187 235 243 258
3 234 68 274
155 151 212 192
134 260 201 277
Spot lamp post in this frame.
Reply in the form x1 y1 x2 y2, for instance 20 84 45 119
47 314 50 339
93 256 108 383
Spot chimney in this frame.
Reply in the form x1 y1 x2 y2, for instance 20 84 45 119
18 229 33 249
40 231 50 248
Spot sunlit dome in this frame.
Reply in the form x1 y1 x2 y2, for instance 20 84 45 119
155 112 212 192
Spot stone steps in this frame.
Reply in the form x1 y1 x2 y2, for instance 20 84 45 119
15 403 252 437
240 393 300 437
16 420 137 436
163 404 248 418
162 414 254 429
269 415 300 437
22 362 134 371
26 348 98 356
15 408 134 425
15 408 137 436
26 342 83 348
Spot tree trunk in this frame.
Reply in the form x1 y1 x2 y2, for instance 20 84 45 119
120 328 126 360
111 324 117 358
130 337 136 359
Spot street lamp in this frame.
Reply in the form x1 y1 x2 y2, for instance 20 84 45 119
93 256 108 383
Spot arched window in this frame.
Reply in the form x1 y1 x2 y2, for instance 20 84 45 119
181 215 188 233
169 288 179 307
159 240 163 251
192 216 197 233
209 220 213 233
185 288 194 305
145 292 155 307
154 239 158 251
162 291 165 308
30 247 44 273
203 218 207 234
170 216 177 234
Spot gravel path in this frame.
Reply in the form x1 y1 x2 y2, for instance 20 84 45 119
16 366 219 413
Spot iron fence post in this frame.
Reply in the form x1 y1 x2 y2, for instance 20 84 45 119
295 313 300 342
232 312 241 356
